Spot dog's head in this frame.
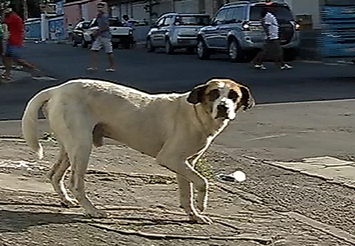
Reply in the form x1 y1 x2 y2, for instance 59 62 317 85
187 77 255 120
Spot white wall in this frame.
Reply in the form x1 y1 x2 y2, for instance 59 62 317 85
285 0 321 29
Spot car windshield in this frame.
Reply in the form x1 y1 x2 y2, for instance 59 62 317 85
109 19 123 26
250 5 294 21
174 16 210 26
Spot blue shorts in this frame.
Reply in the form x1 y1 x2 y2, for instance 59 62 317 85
5 44 22 59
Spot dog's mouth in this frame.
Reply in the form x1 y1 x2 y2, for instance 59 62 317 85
215 105 229 119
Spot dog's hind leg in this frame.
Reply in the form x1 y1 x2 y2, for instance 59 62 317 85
47 145 78 208
66 136 107 218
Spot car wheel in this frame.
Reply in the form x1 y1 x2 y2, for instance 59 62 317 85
165 39 174 54
72 39 77 47
112 43 119 49
197 39 210 60
81 39 88 48
284 48 298 61
186 47 195 54
147 38 155 52
123 41 131 49
228 38 243 62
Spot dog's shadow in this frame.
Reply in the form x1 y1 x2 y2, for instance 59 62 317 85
0 202 191 233
0 204 85 233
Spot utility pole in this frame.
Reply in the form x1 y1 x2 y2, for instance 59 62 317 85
23 0 28 20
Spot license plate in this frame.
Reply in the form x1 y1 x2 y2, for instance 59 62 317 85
112 38 120 43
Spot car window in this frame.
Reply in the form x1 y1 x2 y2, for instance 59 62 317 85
75 23 82 30
250 5 294 21
109 18 123 26
225 8 238 23
233 6 244 21
213 9 228 25
174 15 210 25
156 18 165 27
163 16 174 26
90 19 98 27
82 22 90 29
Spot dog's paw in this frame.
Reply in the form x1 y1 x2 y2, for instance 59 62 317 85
190 214 213 224
85 209 108 219
60 199 79 208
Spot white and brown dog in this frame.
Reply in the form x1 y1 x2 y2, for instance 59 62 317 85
22 77 254 224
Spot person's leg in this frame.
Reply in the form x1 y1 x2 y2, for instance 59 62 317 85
102 38 114 70
88 37 101 70
8 45 40 76
2 44 12 79
252 41 268 69
271 40 284 67
107 53 114 69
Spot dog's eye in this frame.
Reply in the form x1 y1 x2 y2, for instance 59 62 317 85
228 90 239 102
208 89 220 101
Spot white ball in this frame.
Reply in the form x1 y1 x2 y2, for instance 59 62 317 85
232 171 246 182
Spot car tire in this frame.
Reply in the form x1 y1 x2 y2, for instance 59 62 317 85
112 43 119 49
81 39 88 48
165 39 174 54
186 47 195 54
228 38 243 62
72 39 77 47
147 37 155 52
123 42 131 49
284 48 298 61
197 39 210 60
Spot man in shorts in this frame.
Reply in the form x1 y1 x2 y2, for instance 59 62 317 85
87 2 115 72
252 4 292 70
1 5 39 81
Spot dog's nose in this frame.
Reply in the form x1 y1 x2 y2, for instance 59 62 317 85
216 104 228 119
217 104 228 112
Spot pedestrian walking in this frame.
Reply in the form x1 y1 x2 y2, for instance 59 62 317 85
87 2 115 72
66 23 73 42
252 4 292 70
1 4 40 82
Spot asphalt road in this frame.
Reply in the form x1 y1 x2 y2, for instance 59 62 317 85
0 42 355 120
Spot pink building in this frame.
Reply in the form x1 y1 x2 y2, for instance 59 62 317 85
64 0 102 28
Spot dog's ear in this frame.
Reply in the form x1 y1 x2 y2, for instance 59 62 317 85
187 84 208 104
240 86 255 111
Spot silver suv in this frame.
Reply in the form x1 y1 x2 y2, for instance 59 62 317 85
146 13 210 54
197 0 300 62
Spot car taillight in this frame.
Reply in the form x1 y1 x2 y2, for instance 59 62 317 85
242 23 250 31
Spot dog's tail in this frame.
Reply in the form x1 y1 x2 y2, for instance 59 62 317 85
22 88 52 159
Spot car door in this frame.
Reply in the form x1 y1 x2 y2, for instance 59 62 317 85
73 22 83 42
215 7 234 48
150 17 166 46
218 7 244 48
205 9 228 48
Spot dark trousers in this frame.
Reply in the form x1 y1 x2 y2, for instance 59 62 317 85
253 39 285 66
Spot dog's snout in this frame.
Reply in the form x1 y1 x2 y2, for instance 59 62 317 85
217 104 227 112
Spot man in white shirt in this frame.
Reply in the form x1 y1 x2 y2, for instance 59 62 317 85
252 5 292 70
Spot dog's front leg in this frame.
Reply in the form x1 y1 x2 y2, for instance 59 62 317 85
177 174 209 223
157 153 211 224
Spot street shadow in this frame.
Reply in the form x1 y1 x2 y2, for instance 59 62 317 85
0 209 85 233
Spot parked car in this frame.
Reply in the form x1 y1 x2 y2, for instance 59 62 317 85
197 0 300 62
146 13 210 54
72 21 90 47
82 17 134 49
